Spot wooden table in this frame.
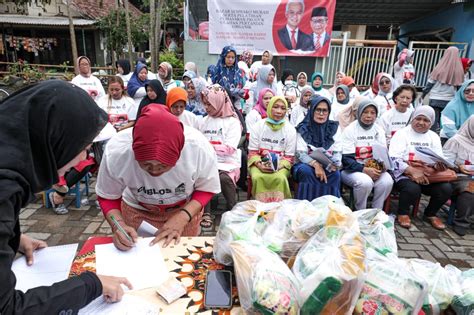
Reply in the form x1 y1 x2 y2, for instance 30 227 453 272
70 236 240 314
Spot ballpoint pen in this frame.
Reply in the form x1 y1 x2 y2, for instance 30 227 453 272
110 215 135 246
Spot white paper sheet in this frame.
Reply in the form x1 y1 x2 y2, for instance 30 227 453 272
95 237 169 290
137 220 159 237
79 294 160 315
12 243 78 292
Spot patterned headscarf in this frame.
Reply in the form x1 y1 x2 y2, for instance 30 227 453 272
211 46 243 91
299 86 314 108
186 77 207 116
239 50 254 66
201 84 239 119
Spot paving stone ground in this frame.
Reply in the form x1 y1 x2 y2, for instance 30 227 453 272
21 178 474 270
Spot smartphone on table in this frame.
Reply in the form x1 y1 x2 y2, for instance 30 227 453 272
204 270 233 310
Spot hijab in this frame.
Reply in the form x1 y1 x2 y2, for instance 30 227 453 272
297 72 308 87
429 46 465 86
461 58 472 71
159 62 173 82
212 46 243 91
184 61 198 75
133 105 184 167
240 50 254 66
311 72 324 92
166 87 188 110
340 76 355 88
281 69 295 83
377 73 395 96
371 73 383 95
128 62 149 97
254 64 278 102
254 88 275 118
262 50 274 64
333 71 346 88
296 95 338 150
299 86 314 108
443 115 474 162
0 80 107 194
137 80 167 118
411 106 435 131
201 84 239 119
116 59 131 75
338 95 366 130
441 79 474 130
335 85 350 104
182 70 197 81
76 56 91 77
265 96 288 131
357 99 378 130
186 77 207 116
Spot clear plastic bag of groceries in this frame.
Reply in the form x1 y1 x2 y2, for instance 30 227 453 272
354 248 427 315
213 200 279 265
292 227 366 315
405 259 461 315
451 268 474 315
229 240 300 314
354 208 397 255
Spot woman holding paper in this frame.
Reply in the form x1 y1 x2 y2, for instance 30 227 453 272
389 106 453 229
199 84 242 211
96 105 220 250
293 95 342 201
0 81 132 314
443 116 474 236
340 98 393 210
248 96 296 202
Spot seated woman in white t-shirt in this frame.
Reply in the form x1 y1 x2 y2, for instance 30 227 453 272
116 59 132 88
166 87 200 129
199 85 242 211
389 106 452 230
246 88 275 138
96 106 220 249
290 86 313 126
379 84 416 146
341 98 393 210
97 76 137 131
329 84 351 121
310 72 333 102
71 56 105 102
127 63 149 107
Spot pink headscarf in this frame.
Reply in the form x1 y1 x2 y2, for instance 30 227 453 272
429 46 465 86
201 84 238 119
254 88 275 118
76 56 91 77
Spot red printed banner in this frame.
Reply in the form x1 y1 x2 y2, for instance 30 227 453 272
207 0 336 57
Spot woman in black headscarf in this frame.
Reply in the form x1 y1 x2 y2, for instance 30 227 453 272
136 79 167 118
0 80 131 313
116 59 132 87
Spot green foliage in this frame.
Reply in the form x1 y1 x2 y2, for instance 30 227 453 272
98 9 149 57
159 50 184 76
133 0 183 23
7 60 46 82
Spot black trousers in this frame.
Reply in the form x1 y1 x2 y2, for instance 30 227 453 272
395 178 453 217
56 165 93 197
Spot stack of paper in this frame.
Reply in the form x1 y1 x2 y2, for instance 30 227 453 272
415 147 455 168
79 294 160 315
12 243 78 292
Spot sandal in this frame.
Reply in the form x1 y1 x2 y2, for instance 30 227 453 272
423 216 446 230
200 213 214 229
397 215 411 229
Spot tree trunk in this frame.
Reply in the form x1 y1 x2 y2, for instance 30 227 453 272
149 0 156 72
66 0 78 74
155 0 164 64
124 0 134 66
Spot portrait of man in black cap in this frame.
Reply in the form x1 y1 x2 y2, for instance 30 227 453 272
277 0 313 52
310 6 331 52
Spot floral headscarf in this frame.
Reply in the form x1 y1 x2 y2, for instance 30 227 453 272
201 84 239 119
211 46 243 91
240 50 254 66
186 77 207 116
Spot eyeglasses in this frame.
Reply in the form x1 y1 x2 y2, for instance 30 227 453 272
464 88 474 95
315 108 329 114
380 80 391 85
311 18 328 24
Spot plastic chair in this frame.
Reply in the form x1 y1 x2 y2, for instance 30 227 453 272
45 174 90 209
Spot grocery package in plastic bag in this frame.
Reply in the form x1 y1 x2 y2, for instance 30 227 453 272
229 240 300 314
404 259 461 315
354 208 397 255
354 248 427 315
292 227 366 315
214 200 279 265
451 268 474 315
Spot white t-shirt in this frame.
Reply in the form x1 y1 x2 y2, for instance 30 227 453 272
179 110 201 130
379 107 414 144
349 87 360 101
394 62 415 86
290 104 308 126
389 125 443 161
329 100 351 121
248 120 296 156
117 73 132 87
97 95 137 129
71 75 106 102
342 121 386 164
426 79 456 101
314 88 333 103
96 126 221 209
245 109 263 135
374 93 394 117
199 116 242 167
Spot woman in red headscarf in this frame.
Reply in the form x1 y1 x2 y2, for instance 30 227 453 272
96 106 220 249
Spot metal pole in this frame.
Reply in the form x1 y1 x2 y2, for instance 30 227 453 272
82 28 87 56
339 31 348 72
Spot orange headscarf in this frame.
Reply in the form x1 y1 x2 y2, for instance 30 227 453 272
166 87 188 110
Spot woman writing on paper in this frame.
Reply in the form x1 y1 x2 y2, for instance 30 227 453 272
248 96 296 202
96 105 220 250
293 96 342 201
389 106 452 230
0 81 131 314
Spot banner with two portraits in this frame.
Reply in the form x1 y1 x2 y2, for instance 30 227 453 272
207 0 336 57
